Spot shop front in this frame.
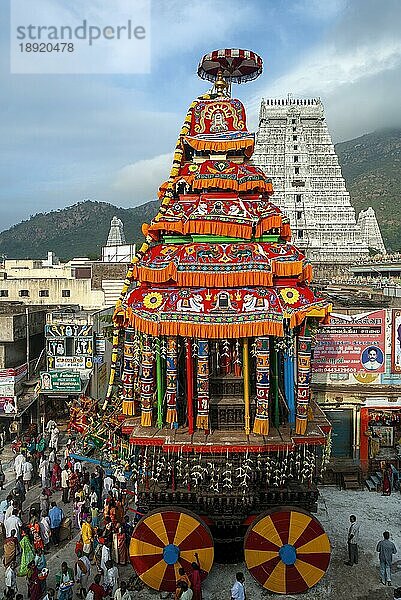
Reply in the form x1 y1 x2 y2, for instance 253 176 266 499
360 400 401 474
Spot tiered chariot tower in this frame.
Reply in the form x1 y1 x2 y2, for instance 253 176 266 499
102 50 333 596
253 97 385 274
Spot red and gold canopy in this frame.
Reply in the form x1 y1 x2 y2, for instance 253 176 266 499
133 242 312 288
159 161 272 195
197 49 263 83
148 194 290 240
117 283 328 339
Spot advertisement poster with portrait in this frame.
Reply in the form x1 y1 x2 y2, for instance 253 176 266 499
312 310 386 374
391 309 401 373
0 397 17 414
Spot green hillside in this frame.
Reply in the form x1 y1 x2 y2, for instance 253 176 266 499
0 200 158 260
335 128 401 250
0 128 400 259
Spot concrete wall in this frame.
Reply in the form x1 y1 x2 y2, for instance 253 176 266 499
0 277 105 309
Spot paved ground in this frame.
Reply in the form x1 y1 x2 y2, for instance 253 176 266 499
0 444 399 599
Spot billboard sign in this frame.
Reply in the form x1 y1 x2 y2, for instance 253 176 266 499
40 371 81 393
312 310 386 374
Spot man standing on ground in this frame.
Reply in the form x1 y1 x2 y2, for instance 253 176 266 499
14 451 25 480
4 560 17 597
49 501 64 547
39 455 50 489
81 515 94 556
61 465 70 504
22 457 34 491
345 515 360 566
231 572 245 600
376 531 397 586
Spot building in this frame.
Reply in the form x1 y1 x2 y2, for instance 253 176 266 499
40 307 112 420
0 254 127 309
253 97 384 275
0 305 46 433
357 207 385 254
311 306 401 476
101 216 136 263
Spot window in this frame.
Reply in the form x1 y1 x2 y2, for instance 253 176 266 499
292 127 296 132
298 230 304 239
19 290 29 297
293 135 297 141
39 290 49 297
296 194 302 202
0 290 8 297
294 145 298 150
294 167 300 175
292 118 296 124
294 155 299 162
297 211 302 220
62 289 71 298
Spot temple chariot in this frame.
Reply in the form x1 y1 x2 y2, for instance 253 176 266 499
95 49 333 595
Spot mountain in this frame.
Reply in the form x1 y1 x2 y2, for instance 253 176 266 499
0 200 158 260
0 128 400 259
335 128 401 250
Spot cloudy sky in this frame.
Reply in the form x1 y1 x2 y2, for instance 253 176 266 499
1 0 400 230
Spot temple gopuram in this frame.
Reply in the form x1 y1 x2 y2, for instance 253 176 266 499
93 49 334 595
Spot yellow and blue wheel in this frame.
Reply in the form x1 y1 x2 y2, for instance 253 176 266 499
244 507 330 594
130 507 214 592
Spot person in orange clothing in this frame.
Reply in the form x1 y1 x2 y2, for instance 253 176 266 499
80 515 94 556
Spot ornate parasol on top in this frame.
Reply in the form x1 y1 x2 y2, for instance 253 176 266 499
197 48 263 84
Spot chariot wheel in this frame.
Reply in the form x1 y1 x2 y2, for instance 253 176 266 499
244 506 330 595
129 507 214 592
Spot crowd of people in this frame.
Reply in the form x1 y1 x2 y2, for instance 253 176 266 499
1 421 141 600
0 421 250 600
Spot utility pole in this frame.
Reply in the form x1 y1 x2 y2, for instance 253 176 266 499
25 306 30 380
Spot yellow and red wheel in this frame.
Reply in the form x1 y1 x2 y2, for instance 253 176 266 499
130 507 214 592
244 507 330 595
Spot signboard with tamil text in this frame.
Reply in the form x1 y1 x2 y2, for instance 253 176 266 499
46 355 93 370
40 371 81 393
312 310 386 374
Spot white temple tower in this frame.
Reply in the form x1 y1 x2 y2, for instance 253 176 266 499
106 216 126 246
357 207 386 254
252 98 385 274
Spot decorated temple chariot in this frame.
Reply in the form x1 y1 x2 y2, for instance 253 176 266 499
80 49 335 595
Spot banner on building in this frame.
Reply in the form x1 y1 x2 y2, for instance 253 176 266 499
40 371 81 393
312 310 386 374
0 397 17 414
0 363 28 384
391 310 401 373
47 356 90 370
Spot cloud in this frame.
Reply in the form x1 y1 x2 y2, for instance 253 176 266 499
252 0 401 140
152 0 254 60
112 153 172 204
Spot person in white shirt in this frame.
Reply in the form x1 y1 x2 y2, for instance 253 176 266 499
5 510 22 539
48 448 56 466
39 456 50 489
100 542 111 575
103 476 113 499
49 426 59 451
113 581 133 600
22 459 34 490
231 572 245 600
61 467 71 504
177 581 193 600
14 452 25 479
346 514 360 566
5 561 17 596
104 560 119 596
